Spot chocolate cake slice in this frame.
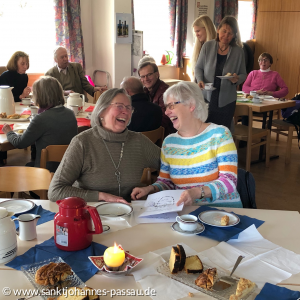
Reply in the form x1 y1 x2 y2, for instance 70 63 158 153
176 244 186 271
169 246 181 274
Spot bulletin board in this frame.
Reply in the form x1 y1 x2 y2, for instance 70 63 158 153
131 30 143 77
194 0 214 21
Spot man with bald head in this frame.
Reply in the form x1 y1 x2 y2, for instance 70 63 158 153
45 47 103 96
121 76 162 132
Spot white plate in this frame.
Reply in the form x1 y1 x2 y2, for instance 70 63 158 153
171 221 205 235
216 76 234 79
204 87 216 91
263 95 275 99
13 129 26 135
0 199 35 214
236 98 250 102
96 203 133 217
198 211 240 227
0 117 30 122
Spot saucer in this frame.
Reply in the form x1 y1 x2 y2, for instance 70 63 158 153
204 87 216 91
171 221 205 235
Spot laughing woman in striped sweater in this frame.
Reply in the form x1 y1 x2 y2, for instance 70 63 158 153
131 81 242 208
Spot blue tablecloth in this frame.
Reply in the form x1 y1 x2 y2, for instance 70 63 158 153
12 205 55 230
189 206 264 242
6 237 107 282
255 283 300 300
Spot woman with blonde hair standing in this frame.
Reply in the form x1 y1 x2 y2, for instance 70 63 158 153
191 15 216 80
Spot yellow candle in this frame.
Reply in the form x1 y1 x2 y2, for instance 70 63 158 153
103 243 125 268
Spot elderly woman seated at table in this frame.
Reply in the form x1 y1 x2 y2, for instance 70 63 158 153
2 76 77 171
243 52 288 98
131 82 242 208
49 88 161 203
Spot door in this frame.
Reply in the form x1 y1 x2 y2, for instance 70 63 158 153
282 0 300 11
258 0 281 11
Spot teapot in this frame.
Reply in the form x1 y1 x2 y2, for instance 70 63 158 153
54 197 103 251
0 207 17 264
0 86 15 116
67 93 85 112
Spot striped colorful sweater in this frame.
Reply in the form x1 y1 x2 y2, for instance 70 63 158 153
153 123 242 208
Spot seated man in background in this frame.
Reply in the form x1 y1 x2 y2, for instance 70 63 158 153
138 62 175 137
45 47 103 97
120 76 162 132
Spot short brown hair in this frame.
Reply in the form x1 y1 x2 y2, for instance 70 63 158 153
216 16 242 48
32 76 65 109
258 52 273 64
137 62 159 76
6 51 29 71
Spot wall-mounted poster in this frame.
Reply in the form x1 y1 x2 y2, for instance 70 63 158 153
195 1 214 21
116 13 133 44
132 30 143 77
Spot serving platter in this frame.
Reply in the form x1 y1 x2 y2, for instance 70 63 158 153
198 211 240 227
0 199 35 214
96 202 133 217
216 76 234 79
0 117 30 122
157 261 256 300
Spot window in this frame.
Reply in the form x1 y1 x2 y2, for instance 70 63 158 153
133 0 173 65
0 0 55 73
238 1 253 42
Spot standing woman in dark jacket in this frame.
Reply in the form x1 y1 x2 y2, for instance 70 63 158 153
195 16 246 130
0 51 31 102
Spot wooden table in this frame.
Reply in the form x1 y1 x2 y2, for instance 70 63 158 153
0 200 300 300
0 103 95 152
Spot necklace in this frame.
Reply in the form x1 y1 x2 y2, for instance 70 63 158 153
102 139 124 196
219 44 229 53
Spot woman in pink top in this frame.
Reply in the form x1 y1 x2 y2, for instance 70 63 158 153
243 52 288 98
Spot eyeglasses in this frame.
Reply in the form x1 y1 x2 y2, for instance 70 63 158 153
139 72 155 80
258 58 269 62
110 102 134 112
165 101 181 110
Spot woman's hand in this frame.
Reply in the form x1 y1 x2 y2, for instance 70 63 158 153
20 87 31 99
98 192 128 204
176 188 200 206
131 185 155 200
256 89 266 95
2 123 13 134
198 81 205 90
229 73 239 84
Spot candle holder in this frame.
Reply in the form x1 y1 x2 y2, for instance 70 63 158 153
89 245 143 277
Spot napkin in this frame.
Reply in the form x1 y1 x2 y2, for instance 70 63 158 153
189 206 264 241
21 110 31 115
12 205 55 230
198 225 300 289
85 106 95 112
255 283 300 300
77 118 91 127
0 124 14 134
6 237 107 282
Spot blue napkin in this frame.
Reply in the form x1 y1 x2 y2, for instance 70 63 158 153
255 283 300 300
6 236 107 282
189 206 264 242
12 205 55 230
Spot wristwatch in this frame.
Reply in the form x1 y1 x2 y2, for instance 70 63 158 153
199 187 205 199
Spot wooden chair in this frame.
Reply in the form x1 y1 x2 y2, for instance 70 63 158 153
142 126 165 147
271 119 298 164
233 105 270 171
40 145 69 169
0 167 52 200
0 66 7 75
141 167 151 185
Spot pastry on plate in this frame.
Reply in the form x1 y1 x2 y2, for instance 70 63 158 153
229 278 256 299
220 215 229 226
7 113 21 119
184 255 203 274
225 73 232 76
195 268 217 290
0 112 7 118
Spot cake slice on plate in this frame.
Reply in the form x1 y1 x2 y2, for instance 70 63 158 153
169 246 181 274
184 255 203 274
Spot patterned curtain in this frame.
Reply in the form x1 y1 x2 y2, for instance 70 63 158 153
250 0 258 39
168 0 188 68
54 0 85 70
214 0 238 28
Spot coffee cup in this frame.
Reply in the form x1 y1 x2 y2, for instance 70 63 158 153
30 106 38 116
70 105 79 115
22 98 31 105
250 91 257 97
252 96 261 103
205 83 213 90
176 215 198 231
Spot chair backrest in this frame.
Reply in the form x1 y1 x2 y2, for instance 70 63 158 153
40 145 69 169
0 66 7 75
141 126 165 148
237 168 257 208
0 166 52 199
140 168 151 185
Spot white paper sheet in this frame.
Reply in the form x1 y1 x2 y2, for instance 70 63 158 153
139 190 184 217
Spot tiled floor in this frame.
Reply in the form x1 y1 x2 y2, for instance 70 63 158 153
3 130 300 212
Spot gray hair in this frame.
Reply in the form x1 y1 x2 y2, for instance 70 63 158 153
138 56 156 68
120 76 144 94
163 82 208 122
91 88 132 127
32 76 65 109
53 46 67 59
